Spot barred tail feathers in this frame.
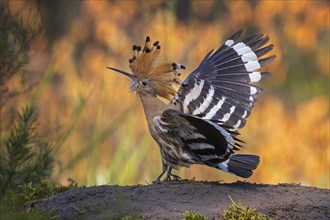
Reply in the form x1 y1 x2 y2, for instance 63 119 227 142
217 154 260 178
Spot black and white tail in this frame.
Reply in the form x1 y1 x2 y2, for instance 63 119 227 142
217 154 260 178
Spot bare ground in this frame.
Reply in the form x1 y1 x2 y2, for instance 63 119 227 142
36 181 330 220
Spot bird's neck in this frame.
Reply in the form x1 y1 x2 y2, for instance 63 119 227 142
139 93 178 129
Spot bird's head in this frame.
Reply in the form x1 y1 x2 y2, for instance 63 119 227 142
107 36 185 102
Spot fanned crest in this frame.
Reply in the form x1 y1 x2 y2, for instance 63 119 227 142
129 31 275 131
109 30 275 180
128 36 185 101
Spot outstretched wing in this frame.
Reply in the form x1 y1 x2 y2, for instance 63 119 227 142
153 109 243 167
177 30 275 130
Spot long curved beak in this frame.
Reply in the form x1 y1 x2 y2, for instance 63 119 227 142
106 67 136 80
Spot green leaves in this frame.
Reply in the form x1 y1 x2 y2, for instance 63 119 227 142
0 106 54 197
222 202 270 220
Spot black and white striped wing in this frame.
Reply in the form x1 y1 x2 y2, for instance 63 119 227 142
153 109 242 168
178 30 275 130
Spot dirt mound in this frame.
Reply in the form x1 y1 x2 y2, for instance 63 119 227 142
36 181 330 219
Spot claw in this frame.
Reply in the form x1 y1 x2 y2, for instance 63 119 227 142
169 173 182 181
164 167 181 181
155 165 182 182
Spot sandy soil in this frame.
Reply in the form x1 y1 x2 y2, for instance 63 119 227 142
36 181 330 220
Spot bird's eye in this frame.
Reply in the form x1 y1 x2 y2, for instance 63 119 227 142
141 80 147 86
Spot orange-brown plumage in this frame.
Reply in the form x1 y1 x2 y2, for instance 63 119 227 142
128 36 184 101
108 30 275 181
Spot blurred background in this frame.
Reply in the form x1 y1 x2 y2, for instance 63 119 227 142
1 0 329 188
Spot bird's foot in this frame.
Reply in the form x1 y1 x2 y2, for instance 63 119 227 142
164 167 181 181
153 165 167 183
164 173 182 181
153 166 182 182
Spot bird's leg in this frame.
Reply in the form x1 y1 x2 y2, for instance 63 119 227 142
165 167 182 181
155 163 167 182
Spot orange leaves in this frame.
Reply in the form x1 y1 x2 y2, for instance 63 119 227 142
245 96 329 187
283 1 329 52
4 1 328 187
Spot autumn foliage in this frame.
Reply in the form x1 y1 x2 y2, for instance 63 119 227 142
2 1 329 188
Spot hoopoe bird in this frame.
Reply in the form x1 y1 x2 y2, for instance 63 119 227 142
108 30 275 181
